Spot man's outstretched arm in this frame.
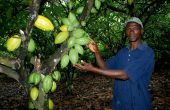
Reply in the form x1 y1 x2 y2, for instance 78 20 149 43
74 61 128 80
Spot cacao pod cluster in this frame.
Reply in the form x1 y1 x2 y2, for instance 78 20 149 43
53 12 91 68
61 12 80 32
54 12 80 45
5 35 36 53
28 71 61 109
28 71 61 95
42 71 61 94
60 27 91 68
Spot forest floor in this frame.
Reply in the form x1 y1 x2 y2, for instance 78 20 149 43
0 69 170 110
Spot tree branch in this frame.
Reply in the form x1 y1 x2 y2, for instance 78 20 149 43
79 0 94 21
106 2 126 14
0 57 21 70
0 64 19 82
42 42 69 73
19 0 41 84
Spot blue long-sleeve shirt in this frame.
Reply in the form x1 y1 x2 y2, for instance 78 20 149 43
106 42 155 110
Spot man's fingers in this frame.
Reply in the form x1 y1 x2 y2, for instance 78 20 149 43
81 60 88 65
74 64 82 69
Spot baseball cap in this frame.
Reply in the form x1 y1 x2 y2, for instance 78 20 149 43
125 17 143 28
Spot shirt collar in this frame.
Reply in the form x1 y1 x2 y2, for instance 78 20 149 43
127 42 148 51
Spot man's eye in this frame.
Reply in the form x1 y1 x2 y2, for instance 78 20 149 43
127 27 140 30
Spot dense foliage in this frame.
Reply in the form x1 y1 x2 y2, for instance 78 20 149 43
0 0 169 60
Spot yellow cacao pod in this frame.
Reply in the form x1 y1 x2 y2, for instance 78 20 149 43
48 98 54 110
34 15 54 31
55 31 69 44
59 25 68 32
6 35 21 51
30 87 39 101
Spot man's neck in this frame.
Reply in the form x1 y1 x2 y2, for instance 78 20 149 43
129 40 142 51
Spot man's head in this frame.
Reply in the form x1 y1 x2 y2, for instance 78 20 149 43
125 17 143 42
125 17 143 29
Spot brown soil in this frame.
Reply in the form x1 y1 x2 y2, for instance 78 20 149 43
0 71 170 110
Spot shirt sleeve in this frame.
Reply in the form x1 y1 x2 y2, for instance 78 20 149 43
124 51 154 82
106 56 117 69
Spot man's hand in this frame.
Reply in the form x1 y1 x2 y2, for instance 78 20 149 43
74 60 94 72
88 40 99 53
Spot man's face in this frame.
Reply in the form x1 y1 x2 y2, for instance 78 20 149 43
126 22 143 42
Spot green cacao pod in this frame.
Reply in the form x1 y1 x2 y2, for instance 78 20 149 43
51 81 57 92
69 48 79 64
60 54 70 68
28 38 36 52
75 44 84 55
28 101 34 109
55 31 69 44
33 72 41 85
28 73 35 84
42 75 53 93
30 87 39 101
34 15 54 31
6 35 21 51
52 71 61 81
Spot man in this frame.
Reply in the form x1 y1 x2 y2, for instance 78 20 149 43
74 17 155 110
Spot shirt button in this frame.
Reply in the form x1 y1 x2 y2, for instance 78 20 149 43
129 54 130 56
128 59 130 61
